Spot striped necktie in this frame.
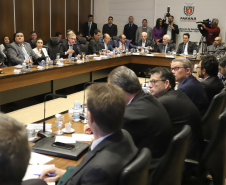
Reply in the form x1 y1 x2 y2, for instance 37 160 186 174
20 44 30 60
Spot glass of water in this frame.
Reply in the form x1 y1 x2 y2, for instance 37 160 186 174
54 114 64 135
81 52 85 59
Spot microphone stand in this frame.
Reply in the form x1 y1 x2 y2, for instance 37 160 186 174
37 93 67 138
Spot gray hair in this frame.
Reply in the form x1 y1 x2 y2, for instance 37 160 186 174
141 32 147 36
163 34 171 41
68 33 76 38
108 66 142 94
212 18 219 25
171 58 193 73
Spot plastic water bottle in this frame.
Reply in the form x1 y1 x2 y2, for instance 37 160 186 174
74 100 81 110
22 61 26 69
28 62 32 69
193 50 197 58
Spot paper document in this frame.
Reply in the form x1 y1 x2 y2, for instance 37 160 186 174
55 136 76 143
146 54 154 57
72 134 94 141
29 152 54 165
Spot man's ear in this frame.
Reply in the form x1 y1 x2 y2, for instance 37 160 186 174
87 110 93 124
164 80 171 90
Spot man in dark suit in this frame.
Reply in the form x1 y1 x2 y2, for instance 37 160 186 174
108 66 172 160
207 37 226 57
59 33 80 58
123 16 138 44
157 34 175 53
137 32 155 52
162 15 179 44
99 33 114 51
7 31 39 66
83 14 97 41
176 33 197 55
88 29 101 54
198 55 224 102
219 56 226 87
39 83 138 185
102 16 117 39
113 34 137 50
27 31 38 49
0 113 47 185
171 58 209 116
149 67 203 160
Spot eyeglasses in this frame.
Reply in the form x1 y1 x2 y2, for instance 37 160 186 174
215 40 220 41
171 67 185 71
149 79 166 85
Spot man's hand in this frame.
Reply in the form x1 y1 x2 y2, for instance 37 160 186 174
84 124 93 134
202 24 206 29
39 167 66 183
129 40 132 43
67 49 75 54
25 60 33 64
148 46 153 50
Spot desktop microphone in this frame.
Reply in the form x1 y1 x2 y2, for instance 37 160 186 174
37 93 67 138
144 68 151 87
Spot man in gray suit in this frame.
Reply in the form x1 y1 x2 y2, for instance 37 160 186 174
207 36 226 57
7 31 39 66
135 19 152 44
39 83 138 185
157 35 175 53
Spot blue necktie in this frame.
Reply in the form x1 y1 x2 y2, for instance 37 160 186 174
20 44 30 60
88 23 91 36
68 45 73 58
183 44 186 53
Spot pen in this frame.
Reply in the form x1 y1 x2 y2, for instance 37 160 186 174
34 174 56 177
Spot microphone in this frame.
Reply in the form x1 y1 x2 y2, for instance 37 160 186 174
144 68 151 87
37 93 67 138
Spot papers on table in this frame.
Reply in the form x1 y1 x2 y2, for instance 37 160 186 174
55 136 76 143
23 165 55 185
146 54 154 57
26 123 52 132
165 55 175 58
132 53 140 55
72 134 94 141
93 57 102 60
29 152 54 165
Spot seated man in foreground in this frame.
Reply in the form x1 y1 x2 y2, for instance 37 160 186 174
39 83 138 185
0 113 47 185
171 58 209 116
149 67 203 160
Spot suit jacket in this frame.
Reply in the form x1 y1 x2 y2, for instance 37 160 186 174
158 89 203 160
59 41 80 58
207 44 226 56
113 39 137 50
123 91 172 159
22 179 47 185
88 38 101 54
99 39 114 51
62 130 138 185
137 39 154 47
176 41 197 55
7 42 39 65
162 20 179 43
135 26 152 44
83 22 97 37
33 47 49 58
201 76 224 103
157 43 175 53
178 75 209 116
123 23 138 44
102 24 117 38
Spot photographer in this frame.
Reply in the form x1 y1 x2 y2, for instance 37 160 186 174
202 18 220 46
163 13 179 44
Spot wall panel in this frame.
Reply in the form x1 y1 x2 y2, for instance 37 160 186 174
51 0 65 38
34 0 50 41
0 0 14 41
15 0 33 40
79 0 91 33
66 0 78 33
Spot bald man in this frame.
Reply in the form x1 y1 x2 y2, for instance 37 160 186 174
207 36 226 56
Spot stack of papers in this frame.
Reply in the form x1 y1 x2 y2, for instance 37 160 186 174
26 123 52 132
72 134 94 141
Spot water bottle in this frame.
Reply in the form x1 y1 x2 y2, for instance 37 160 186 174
193 50 197 58
22 61 26 69
74 100 81 110
28 62 32 69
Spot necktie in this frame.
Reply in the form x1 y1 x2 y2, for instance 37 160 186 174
122 44 124 50
163 45 165 53
183 44 186 53
68 45 73 58
88 23 91 36
20 44 30 60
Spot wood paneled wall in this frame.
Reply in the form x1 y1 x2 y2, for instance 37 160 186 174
0 0 92 43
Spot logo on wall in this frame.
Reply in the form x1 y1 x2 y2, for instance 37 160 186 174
184 5 194 16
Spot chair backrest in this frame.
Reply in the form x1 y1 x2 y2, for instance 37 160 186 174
201 109 226 185
120 148 151 185
80 44 89 55
47 37 61 60
202 89 226 140
30 39 37 49
78 37 88 44
151 125 191 185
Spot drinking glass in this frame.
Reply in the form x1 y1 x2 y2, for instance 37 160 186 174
54 114 64 135
99 50 102 55
56 53 60 60
81 52 85 59
68 109 74 124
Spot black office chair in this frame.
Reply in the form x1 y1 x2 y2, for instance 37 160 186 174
77 37 88 44
30 39 37 49
120 148 151 185
150 125 191 185
46 37 61 60
80 44 89 55
201 88 226 141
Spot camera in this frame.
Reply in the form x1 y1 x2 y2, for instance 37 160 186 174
166 6 170 17
197 19 211 36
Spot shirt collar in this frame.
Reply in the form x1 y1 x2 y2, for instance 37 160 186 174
90 133 113 150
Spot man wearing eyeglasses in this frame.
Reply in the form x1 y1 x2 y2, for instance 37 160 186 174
149 67 202 160
59 33 80 58
171 58 209 116
207 37 226 57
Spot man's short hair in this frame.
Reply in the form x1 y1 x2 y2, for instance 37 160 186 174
66 29 75 37
119 34 126 39
108 66 142 94
212 18 219 25
108 16 113 19
171 58 193 73
142 32 147 36
55 32 62 37
30 31 37 35
219 56 226 67
201 55 219 76
164 34 170 41
183 33 190 39
88 14 93 18
0 113 30 184
142 19 147 22
68 33 76 38
94 29 101 35
169 15 174 19
103 33 109 39
150 67 175 89
87 83 126 133
13 31 24 41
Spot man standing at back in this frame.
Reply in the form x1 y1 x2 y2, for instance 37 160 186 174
39 83 138 185
123 16 138 44
135 19 152 44
102 16 117 39
83 15 97 41
171 58 209 116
